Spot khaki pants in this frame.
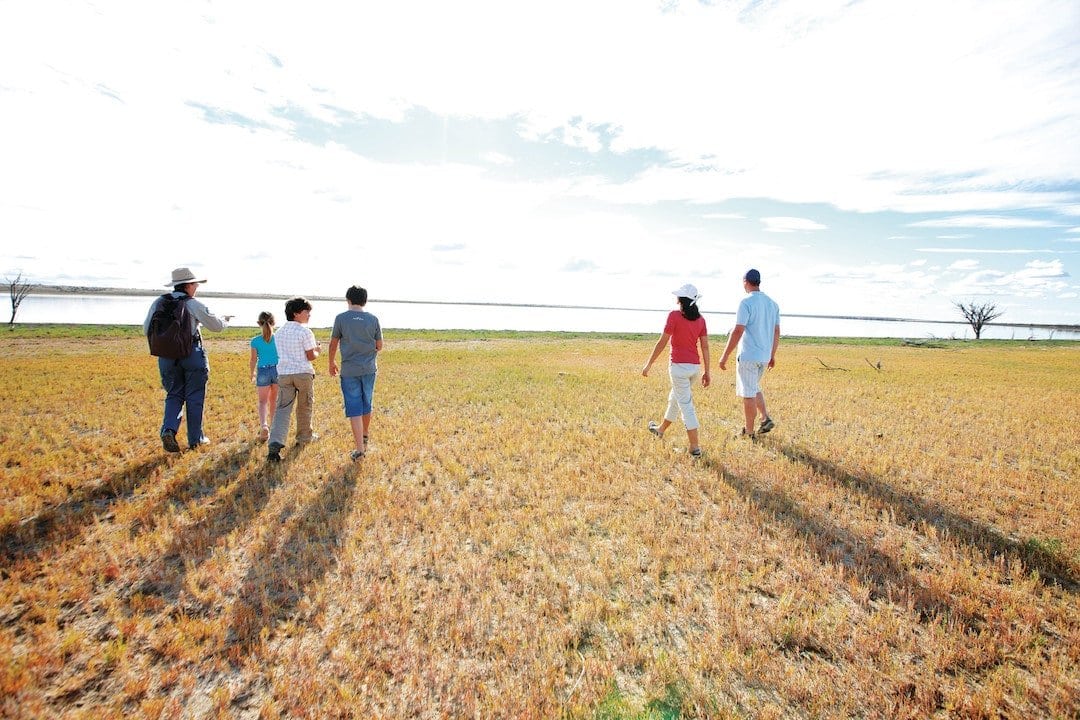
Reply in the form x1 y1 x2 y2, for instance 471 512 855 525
269 373 315 445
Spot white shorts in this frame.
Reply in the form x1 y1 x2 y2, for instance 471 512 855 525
736 358 767 398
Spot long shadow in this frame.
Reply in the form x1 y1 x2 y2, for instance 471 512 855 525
698 456 984 630
1 454 170 567
226 462 360 656
127 444 305 607
128 442 260 535
765 438 1078 593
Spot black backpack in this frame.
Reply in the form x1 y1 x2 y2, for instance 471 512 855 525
147 293 195 359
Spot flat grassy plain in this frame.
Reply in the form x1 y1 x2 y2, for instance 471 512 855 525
1 328 1077 719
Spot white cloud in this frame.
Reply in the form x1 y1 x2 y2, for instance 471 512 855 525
910 215 1065 229
945 259 1073 299
1020 259 1070 278
481 152 514 166
760 217 827 233
949 259 981 270
917 247 1069 254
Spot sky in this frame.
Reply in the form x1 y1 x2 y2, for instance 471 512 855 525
2 0 1079 325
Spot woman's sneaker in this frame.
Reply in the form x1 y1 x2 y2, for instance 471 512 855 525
647 421 663 438
350 449 365 462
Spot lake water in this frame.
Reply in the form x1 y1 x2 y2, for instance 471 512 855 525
12 293 1080 341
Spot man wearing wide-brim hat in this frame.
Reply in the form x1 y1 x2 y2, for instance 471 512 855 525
142 267 234 452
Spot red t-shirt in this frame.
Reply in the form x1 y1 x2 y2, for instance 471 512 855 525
664 310 707 364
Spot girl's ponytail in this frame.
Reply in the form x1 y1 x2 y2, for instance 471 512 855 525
257 311 275 342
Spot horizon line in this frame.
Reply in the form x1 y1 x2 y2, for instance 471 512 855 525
28 284 1080 332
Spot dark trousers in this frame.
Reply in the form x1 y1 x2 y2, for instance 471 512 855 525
158 345 209 447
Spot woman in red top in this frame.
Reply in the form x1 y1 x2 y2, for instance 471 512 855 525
641 284 711 457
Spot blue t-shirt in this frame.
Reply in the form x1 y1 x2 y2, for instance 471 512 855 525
250 334 279 367
735 291 780 363
331 310 382 376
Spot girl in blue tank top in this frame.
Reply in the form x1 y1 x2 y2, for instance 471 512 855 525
249 311 280 441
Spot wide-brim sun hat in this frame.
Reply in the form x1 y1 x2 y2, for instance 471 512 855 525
672 283 701 304
166 267 207 286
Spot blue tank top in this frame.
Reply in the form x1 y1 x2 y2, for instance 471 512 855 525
250 334 279 367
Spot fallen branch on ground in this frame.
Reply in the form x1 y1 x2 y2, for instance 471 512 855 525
815 357 848 371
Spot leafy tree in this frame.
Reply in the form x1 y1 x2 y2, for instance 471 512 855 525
7 272 37 328
954 300 1003 340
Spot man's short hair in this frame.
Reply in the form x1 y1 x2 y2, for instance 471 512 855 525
346 285 368 306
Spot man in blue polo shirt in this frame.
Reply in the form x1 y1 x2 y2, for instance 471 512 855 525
719 268 781 438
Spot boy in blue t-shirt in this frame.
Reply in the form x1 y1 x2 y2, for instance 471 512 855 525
327 285 383 461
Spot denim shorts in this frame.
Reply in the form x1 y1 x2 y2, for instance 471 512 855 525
255 365 279 387
340 373 376 417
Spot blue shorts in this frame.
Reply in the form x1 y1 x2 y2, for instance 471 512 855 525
340 373 376 417
256 365 279 387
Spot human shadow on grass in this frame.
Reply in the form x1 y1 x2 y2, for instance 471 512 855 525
226 462 359 656
127 442 260 535
127 443 309 608
764 438 1078 594
699 456 984 631
1 454 170 567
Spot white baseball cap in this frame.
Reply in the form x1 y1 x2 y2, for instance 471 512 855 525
672 283 701 303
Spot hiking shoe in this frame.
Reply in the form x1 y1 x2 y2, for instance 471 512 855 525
690 447 703 458
267 441 284 463
350 449 365 462
258 425 269 442
647 421 663 438
736 428 757 440
161 429 180 453
758 417 775 434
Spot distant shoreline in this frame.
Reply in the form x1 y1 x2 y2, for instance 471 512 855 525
27 284 1080 332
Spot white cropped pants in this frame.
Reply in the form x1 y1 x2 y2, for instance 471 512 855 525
664 362 701 431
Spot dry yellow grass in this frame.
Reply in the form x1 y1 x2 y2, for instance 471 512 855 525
0 333 1077 718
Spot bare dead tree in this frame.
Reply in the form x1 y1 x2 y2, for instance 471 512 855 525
954 301 1004 340
7 272 37 328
